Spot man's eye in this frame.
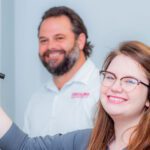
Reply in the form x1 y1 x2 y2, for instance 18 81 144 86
56 37 64 40
39 39 48 43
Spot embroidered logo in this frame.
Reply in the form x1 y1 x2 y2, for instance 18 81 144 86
71 92 90 99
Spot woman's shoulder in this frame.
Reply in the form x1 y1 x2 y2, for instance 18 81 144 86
66 128 92 138
57 129 92 150
0 123 92 150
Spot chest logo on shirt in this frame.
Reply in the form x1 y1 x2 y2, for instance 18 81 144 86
71 92 90 99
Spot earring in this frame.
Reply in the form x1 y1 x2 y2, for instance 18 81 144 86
145 101 150 108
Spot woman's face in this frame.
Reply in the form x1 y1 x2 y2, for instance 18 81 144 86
100 54 149 120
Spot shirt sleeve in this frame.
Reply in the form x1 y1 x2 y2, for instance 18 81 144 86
23 100 32 134
0 123 91 150
0 123 62 150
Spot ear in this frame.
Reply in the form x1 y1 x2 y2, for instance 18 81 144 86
77 33 86 50
145 100 150 108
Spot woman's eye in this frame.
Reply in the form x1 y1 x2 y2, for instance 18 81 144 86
124 78 137 84
105 75 114 80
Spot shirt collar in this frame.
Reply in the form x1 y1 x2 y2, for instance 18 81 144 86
45 76 57 92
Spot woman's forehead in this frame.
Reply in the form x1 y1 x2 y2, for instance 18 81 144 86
107 54 147 81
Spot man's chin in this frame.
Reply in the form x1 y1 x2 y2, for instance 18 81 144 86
48 59 64 67
48 63 61 70
47 68 64 76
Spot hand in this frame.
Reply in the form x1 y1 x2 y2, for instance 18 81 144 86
0 107 12 138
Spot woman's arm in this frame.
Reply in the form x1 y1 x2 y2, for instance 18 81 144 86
0 107 61 149
0 107 90 150
0 107 12 138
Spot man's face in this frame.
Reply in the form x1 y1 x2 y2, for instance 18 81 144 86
39 42 80 76
38 16 85 76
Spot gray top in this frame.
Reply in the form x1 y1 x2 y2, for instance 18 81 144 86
0 123 91 150
0 123 127 150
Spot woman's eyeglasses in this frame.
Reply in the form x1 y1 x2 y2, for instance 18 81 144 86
100 70 150 92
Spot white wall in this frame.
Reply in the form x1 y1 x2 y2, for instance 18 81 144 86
1 0 150 127
0 0 2 103
1 0 15 119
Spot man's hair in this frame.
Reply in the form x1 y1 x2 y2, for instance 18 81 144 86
38 6 93 58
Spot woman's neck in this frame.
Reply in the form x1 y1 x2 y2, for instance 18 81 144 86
109 115 142 150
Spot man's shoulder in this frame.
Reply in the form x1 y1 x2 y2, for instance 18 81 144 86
27 80 53 103
84 60 100 85
32 79 53 94
77 59 99 80
84 59 99 70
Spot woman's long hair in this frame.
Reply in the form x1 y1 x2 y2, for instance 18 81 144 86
88 41 150 150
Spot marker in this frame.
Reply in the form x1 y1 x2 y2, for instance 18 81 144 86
0 73 5 79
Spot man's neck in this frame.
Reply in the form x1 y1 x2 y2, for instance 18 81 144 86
53 54 86 90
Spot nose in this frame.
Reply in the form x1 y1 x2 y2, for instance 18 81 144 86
47 39 59 51
39 38 60 56
111 80 123 92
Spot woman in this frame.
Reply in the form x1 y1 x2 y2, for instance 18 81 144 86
0 40 149 150
88 41 150 150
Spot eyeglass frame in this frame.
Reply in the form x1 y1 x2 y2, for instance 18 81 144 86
99 70 150 92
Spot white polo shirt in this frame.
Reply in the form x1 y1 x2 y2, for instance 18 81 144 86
24 59 100 137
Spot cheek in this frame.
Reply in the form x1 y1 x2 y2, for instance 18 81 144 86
139 86 148 100
100 86 111 113
100 86 108 96
100 86 108 103
130 86 148 108
39 45 47 56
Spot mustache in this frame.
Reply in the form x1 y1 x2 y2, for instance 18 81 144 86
43 49 66 57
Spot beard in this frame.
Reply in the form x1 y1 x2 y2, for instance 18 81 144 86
39 43 80 76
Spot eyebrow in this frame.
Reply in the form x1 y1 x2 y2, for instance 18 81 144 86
38 36 47 40
105 70 146 81
38 33 65 39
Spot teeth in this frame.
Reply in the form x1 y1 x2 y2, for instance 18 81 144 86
50 53 60 57
49 52 63 58
108 96 124 104
109 97 123 101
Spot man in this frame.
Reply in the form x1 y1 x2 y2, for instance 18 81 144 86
24 6 100 137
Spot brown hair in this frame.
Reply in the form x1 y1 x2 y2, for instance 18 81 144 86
88 41 150 150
